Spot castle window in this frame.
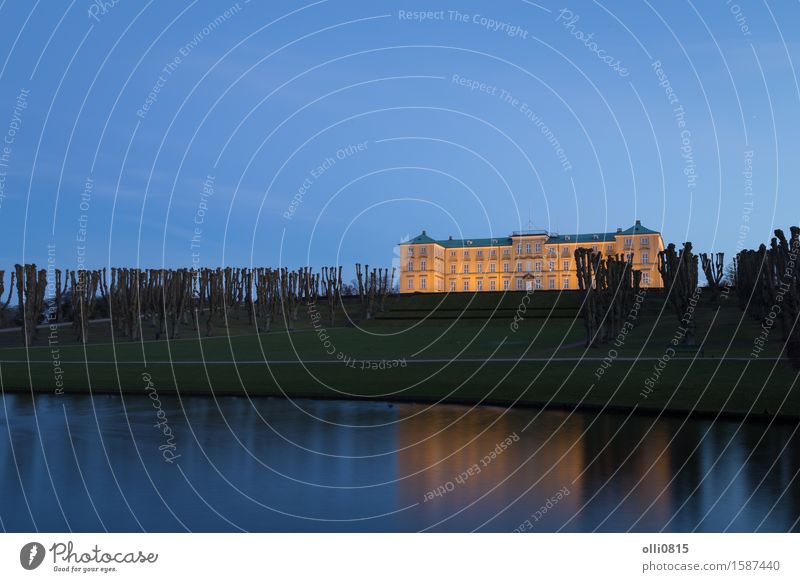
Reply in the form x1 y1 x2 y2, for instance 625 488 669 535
534 261 540 272
463 280 469 291
420 260 426 270
463 250 469 258
549 277 556 289
450 280 456 291
420 277 427 289
463 264 469 274
407 278 413 290
450 264 456 274
548 261 555 271
624 237 633 247
516 279 524 290
407 261 413 272
420 246 427 255
535 278 542 289
641 237 649 245
642 252 649 264
503 262 509 273
563 277 570 289
642 272 650 285
477 280 483 291
503 280 510 290
503 248 510 256
525 243 531 253
490 280 496 291
407 248 414 257
477 264 483 273
563 260 570 271
535 242 542 253
489 263 496 273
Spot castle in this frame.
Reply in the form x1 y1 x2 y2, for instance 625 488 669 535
399 221 664 293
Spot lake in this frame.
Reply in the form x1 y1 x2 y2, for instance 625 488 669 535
1 393 797 532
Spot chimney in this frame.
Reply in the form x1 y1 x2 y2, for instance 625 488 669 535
422 230 427 235
616 227 622 233
635 219 641 226
449 235 453 240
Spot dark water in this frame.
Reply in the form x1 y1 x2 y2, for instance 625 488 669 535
0 393 797 532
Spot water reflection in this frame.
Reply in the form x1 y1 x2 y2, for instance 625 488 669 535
0 393 797 532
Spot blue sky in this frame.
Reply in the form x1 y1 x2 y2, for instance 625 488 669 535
0 0 797 276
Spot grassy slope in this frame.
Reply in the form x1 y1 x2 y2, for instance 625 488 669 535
0 291 797 419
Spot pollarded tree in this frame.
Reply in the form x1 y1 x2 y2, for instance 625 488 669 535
699 252 725 303
15 264 47 346
657 242 699 346
0 269 16 328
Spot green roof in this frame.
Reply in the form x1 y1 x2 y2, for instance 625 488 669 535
546 232 616 244
618 220 660 235
399 222 659 247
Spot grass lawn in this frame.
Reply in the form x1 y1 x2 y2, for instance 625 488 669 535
0 290 797 419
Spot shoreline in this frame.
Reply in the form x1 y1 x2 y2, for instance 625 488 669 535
4 384 798 424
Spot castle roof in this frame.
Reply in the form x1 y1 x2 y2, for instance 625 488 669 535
400 221 659 247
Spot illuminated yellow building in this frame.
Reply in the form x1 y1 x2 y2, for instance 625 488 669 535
399 221 665 293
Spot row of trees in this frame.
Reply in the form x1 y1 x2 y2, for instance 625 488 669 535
575 242 716 348
0 264 396 346
574 248 643 347
734 227 800 363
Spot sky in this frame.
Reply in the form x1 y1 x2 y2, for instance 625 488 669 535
0 0 798 278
